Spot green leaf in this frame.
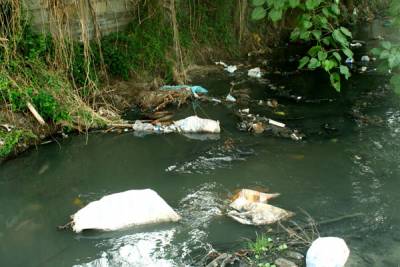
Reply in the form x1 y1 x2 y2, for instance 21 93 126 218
323 59 337 72
342 47 354 59
380 50 391 59
290 28 300 40
251 7 267 20
288 0 300 8
390 75 400 95
322 7 331 17
298 56 310 69
308 46 321 57
330 3 340 15
305 0 321 10
302 20 313 29
333 52 342 62
300 31 311 41
382 41 392 50
269 9 283 22
332 29 349 46
340 65 351 79
252 0 266 6
312 30 322 40
318 51 328 61
340 27 352 38
322 37 332 46
371 47 382 56
330 72 341 92
308 58 321 69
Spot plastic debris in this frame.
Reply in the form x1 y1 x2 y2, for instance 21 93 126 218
345 58 354 64
71 189 181 233
132 121 156 132
350 42 363 48
360 66 367 73
226 94 237 102
361 55 370 62
160 85 208 95
215 61 228 68
306 237 350 267
225 65 238 73
174 116 221 133
210 98 222 104
248 67 262 78
227 189 294 225
269 119 286 128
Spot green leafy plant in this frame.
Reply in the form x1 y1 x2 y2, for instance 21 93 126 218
370 0 400 94
251 0 354 91
0 129 36 158
247 234 289 264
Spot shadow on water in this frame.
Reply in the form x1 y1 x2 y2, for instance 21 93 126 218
1 20 400 267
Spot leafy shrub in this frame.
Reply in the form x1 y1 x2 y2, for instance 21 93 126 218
251 0 353 91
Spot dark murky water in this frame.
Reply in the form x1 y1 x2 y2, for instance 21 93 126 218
1 21 400 266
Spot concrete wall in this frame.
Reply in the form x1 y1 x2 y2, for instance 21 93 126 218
25 0 136 39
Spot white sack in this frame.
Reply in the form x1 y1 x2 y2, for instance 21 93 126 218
174 116 220 133
72 189 181 233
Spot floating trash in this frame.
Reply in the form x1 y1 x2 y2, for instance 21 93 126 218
70 189 181 233
227 189 294 225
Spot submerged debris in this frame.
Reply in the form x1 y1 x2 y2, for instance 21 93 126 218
227 189 294 226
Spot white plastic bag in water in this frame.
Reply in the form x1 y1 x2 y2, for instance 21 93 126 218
248 67 262 78
71 189 181 233
174 116 221 133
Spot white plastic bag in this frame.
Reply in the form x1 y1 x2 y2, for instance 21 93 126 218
248 67 262 78
72 189 181 233
174 116 221 133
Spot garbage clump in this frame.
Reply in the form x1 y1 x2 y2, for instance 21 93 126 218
248 67 262 78
131 115 220 136
226 94 237 103
227 189 294 225
236 109 304 141
160 85 208 95
215 61 238 74
306 237 350 267
70 189 181 233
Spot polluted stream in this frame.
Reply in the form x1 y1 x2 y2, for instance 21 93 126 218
1 22 400 266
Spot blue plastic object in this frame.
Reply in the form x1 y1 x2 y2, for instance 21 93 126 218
160 85 208 95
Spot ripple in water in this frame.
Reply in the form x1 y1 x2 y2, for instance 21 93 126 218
166 145 255 174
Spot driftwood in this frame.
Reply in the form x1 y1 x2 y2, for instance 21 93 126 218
26 102 46 126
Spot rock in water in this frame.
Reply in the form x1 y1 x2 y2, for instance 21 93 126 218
71 189 181 233
306 237 350 267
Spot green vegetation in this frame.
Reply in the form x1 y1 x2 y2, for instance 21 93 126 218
0 129 36 157
247 234 288 266
251 0 354 92
371 0 400 94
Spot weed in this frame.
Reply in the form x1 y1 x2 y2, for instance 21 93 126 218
0 129 36 158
